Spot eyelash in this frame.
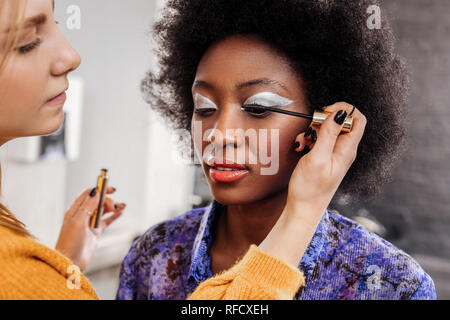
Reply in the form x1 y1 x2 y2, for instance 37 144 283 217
18 38 42 54
194 104 272 118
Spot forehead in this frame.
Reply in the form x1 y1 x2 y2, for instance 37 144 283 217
195 35 297 86
197 36 293 74
0 0 52 31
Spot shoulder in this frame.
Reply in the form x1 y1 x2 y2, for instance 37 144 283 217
0 226 98 299
0 225 30 258
320 210 436 299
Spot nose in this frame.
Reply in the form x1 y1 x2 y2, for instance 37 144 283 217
50 31 81 77
207 104 245 149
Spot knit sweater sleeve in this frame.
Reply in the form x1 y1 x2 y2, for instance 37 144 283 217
187 245 305 300
0 227 98 300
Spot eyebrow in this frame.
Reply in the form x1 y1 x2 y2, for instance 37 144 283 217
193 78 290 93
4 13 47 33
24 13 48 29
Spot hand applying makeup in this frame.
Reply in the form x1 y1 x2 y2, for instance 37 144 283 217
55 186 126 271
259 102 367 267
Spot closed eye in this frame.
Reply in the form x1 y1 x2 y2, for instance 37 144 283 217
194 108 217 116
17 38 42 54
242 104 275 118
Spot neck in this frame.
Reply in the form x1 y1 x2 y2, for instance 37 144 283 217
214 189 289 253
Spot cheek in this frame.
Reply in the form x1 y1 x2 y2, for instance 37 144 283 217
268 116 308 153
266 119 308 175
0 57 46 113
0 56 55 137
191 118 209 162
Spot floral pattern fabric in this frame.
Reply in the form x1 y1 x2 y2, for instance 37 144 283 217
116 200 436 300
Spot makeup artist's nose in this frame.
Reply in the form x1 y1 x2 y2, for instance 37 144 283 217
51 33 81 76
208 105 245 149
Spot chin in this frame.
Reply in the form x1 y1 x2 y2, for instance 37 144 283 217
38 113 65 136
209 185 260 206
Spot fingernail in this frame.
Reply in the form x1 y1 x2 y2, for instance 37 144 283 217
303 145 311 155
311 130 317 143
304 127 313 138
112 187 117 192
294 141 300 149
334 110 347 125
114 204 119 210
89 187 97 197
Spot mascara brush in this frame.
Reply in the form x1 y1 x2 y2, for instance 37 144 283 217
241 104 353 133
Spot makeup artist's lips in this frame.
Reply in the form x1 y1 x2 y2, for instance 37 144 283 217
45 91 67 106
207 157 249 183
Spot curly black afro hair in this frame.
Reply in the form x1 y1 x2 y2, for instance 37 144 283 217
142 0 410 203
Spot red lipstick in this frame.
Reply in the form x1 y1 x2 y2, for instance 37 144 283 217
208 157 249 183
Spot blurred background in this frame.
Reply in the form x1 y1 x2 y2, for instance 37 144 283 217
0 0 448 299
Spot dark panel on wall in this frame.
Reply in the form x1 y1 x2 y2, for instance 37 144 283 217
336 0 450 260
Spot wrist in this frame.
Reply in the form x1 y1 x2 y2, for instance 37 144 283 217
258 201 326 267
284 197 325 221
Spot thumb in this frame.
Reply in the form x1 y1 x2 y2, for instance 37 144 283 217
313 109 348 157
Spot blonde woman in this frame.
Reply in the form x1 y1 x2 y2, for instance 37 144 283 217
0 0 126 299
0 0 311 300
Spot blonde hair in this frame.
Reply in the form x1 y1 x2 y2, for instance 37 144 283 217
0 0 33 238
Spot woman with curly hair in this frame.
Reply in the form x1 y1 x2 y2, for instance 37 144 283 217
116 0 436 300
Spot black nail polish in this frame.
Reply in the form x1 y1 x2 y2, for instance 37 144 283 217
303 145 311 155
311 130 317 143
305 127 313 137
114 204 119 210
334 110 347 125
89 188 97 197
294 141 300 149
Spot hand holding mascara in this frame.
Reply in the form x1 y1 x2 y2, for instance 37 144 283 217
259 103 367 270
56 172 126 270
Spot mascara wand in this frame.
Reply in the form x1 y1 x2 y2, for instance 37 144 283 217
241 104 353 133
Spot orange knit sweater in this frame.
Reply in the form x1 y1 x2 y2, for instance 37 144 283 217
187 244 305 300
0 226 98 300
0 226 304 300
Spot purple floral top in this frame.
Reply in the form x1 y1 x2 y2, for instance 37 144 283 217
116 200 436 300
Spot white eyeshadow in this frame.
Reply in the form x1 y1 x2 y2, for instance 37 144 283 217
193 93 218 110
244 92 294 107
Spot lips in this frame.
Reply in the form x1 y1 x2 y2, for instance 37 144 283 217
46 88 68 105
207 157 249 183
